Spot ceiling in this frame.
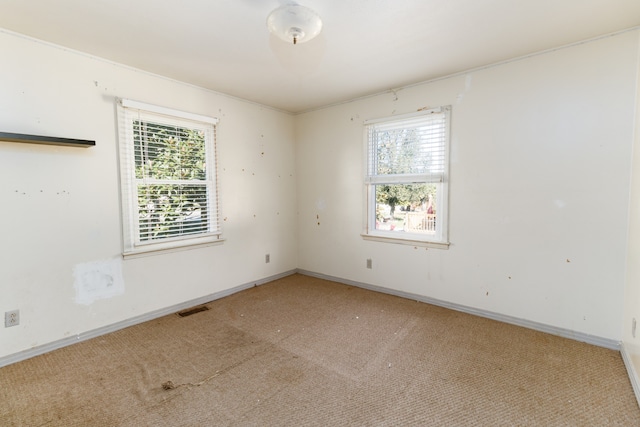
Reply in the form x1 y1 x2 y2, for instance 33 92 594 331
0 0 639 113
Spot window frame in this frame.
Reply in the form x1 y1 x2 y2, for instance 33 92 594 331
117 99 223 258
362 106 451 248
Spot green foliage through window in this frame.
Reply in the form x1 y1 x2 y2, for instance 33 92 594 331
134 120 210 241
365 107 449 242
372 122 441 217
375 183 436 218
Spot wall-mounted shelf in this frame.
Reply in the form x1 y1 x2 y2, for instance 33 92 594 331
0 132 95 148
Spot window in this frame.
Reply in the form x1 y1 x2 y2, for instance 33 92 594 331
117 99 222 257
363 106 450 247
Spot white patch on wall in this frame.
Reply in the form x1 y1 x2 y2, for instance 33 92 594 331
457 74 473 103
554 199 567 209
73 258 125 305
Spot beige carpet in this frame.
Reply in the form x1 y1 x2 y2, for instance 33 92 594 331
1 273 639 426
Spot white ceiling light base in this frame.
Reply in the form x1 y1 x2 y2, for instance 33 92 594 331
267 4 322 45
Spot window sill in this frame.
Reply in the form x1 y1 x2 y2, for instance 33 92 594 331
123 237 225 259
361 233 450 249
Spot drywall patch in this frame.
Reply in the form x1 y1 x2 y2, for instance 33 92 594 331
73 258 125 305
457 74 473 103
554 199 567 209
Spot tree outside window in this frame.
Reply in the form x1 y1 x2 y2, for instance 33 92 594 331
117 99 221 256
364 107 450 246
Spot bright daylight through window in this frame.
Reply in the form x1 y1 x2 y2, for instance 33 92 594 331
364 106 450 247
118 99 221 256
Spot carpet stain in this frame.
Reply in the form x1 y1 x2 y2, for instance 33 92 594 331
160 370 223 391
162 380 176 390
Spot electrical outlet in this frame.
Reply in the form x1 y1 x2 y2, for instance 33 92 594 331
366 258 372 269
265 254 270 263
5 310 19 327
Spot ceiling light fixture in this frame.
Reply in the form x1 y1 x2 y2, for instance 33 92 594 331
266 4 322 45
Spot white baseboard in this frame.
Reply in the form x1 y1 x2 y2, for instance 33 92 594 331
0 270 297 369
297 269 621 351
621 342 640 408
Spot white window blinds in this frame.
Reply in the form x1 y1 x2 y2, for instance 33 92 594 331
118 99 221 255
366 107 448 185
363 106 451 247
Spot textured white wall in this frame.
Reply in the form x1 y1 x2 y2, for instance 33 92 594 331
623 30 640 389
0 30 298 359
296 30 639 341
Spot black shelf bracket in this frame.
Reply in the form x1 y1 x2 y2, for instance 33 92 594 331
0 132 95 148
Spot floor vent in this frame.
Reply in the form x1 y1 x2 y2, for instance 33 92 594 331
177 306 210 317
